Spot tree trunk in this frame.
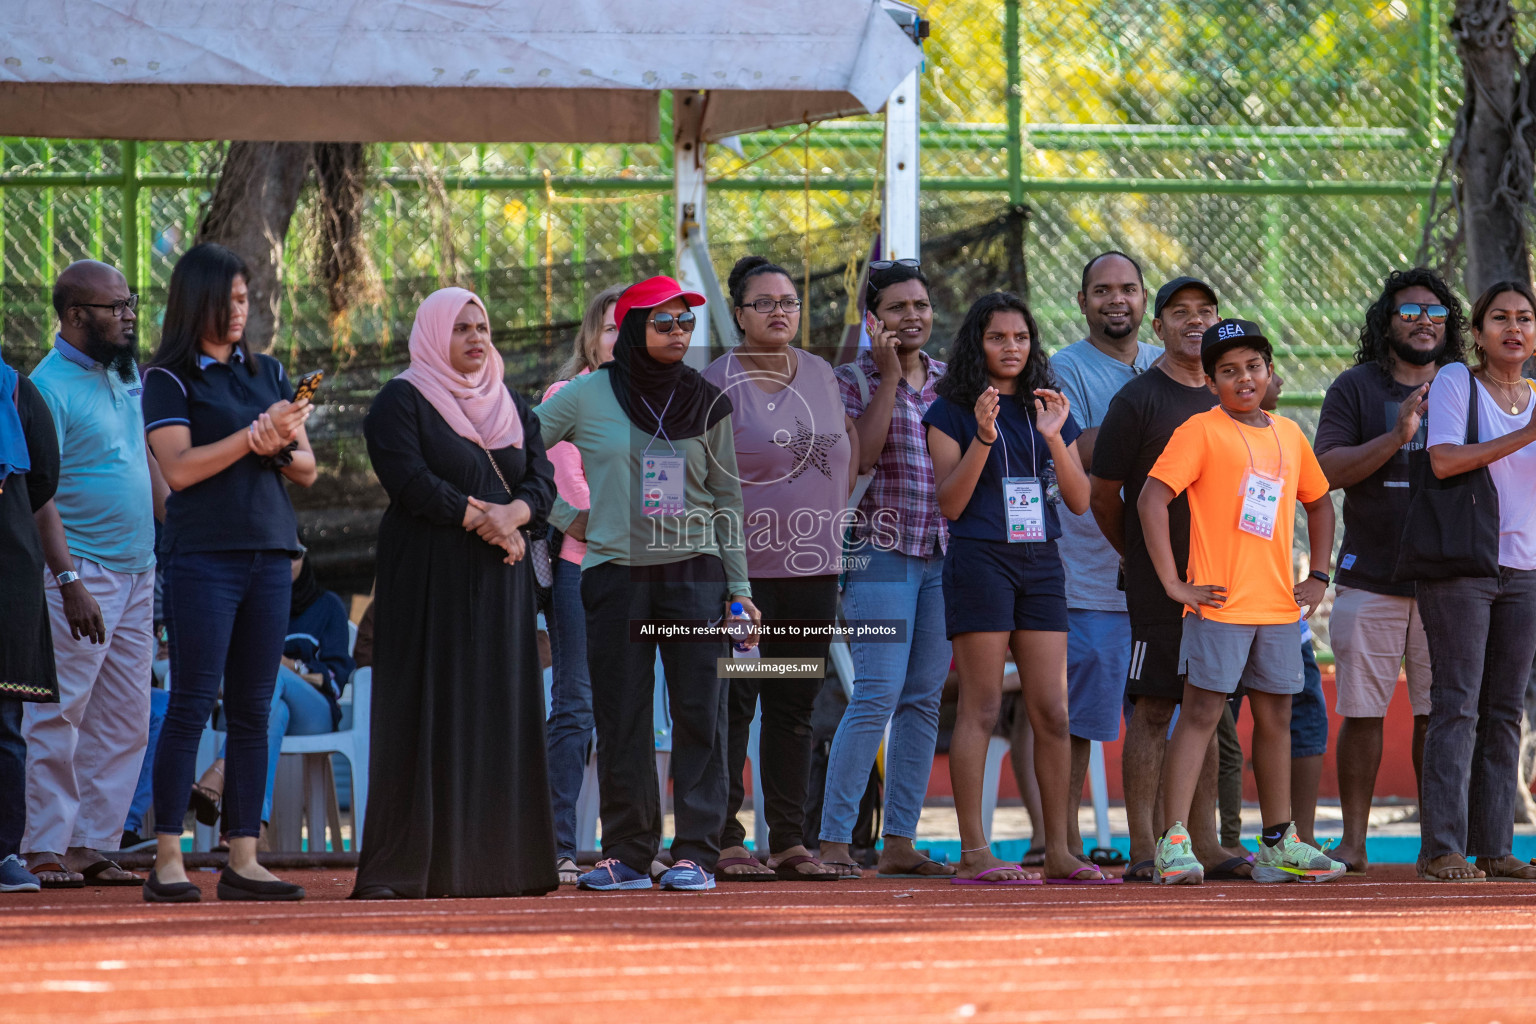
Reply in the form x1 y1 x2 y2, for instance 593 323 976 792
313 143 368 315
196 142 313 353
1452 0 1533 296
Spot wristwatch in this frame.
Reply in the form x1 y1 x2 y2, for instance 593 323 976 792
55 570 80 586
1308 569 1331 586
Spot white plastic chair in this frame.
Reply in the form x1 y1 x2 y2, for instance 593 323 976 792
193 667 371 853
746 704 767 851
269 667 370 852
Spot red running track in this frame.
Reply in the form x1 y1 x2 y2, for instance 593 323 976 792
4 867 1535 1022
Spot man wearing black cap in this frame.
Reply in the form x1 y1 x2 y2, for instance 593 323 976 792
1091 278 1249 880
1135 319 1343 885
1048 251 1160 860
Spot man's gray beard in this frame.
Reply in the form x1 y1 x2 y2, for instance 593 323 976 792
1390 335 1443 367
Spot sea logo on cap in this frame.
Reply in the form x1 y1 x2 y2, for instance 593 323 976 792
1217 321 1246 340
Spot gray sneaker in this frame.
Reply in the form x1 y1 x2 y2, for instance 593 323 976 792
0 854 41 893
1251 823 1345 883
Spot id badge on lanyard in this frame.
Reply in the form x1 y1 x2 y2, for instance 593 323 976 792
1239 471 1283 540
1003 477 1046 542
640 393 687 517
997 418 1044 543
1230 413 1285 541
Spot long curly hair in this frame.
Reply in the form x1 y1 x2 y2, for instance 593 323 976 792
1355 267 1466 373
936 292 1054 413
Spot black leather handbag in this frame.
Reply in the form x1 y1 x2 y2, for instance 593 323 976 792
1391 379 1501 582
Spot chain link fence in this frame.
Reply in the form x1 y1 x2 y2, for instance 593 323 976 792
0 0 1458 608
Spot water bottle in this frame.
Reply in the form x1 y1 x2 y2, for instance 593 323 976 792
726 601 758 658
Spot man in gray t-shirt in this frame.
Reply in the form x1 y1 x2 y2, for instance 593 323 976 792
1048 251 1160 857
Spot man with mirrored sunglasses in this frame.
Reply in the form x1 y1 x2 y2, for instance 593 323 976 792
1312 267 1466 875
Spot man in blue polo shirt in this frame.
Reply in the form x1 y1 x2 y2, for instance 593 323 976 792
23 261 163 888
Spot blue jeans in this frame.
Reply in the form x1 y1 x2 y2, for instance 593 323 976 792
1066 608 1130 742
124 687 169 835
217 668 333 823
1292 638 1328 758
821 547 951 844
0 699 25 859
545 557 594 861
153 551 290 839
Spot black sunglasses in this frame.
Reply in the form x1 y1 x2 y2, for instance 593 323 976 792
648 311 697 335
1396 303 1448 324
869 258 921 272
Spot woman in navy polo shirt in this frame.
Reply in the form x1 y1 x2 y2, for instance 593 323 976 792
141 243 316 903
923 291 1112 886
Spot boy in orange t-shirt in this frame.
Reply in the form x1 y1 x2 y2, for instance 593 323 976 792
1137 319 1343 884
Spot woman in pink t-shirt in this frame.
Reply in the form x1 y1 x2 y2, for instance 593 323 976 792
542 284 623 885
702 256 859 881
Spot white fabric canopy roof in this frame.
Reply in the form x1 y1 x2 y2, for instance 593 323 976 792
0 0 922 142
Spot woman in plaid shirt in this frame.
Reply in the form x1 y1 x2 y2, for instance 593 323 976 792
816 261 955 879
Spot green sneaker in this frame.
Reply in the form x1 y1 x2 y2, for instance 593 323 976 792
1154 822 1203 885
1251 823 1345 883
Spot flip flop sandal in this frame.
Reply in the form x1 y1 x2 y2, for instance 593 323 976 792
1475 860 1536 882
950 865 1041 886
1019 848 1046 867
556 857 580 885
819 859 864 881
1046 865 1122 885
771 853 840 882
1121 859 1156 883
1205 856 1253 881
29 861 85 889
1417 866 1485 883
876 857 955 879
715 855 777 882
79 858 144 887
1088 847 1127 867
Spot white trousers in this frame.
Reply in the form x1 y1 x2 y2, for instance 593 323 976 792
23 557 154 854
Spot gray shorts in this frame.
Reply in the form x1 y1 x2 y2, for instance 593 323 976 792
1178 616 1303 696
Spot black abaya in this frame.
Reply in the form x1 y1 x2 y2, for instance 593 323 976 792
356 378 558 898
0 375 59 702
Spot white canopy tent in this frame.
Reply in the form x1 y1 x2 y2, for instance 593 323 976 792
0 0 920 144
0 0 928 347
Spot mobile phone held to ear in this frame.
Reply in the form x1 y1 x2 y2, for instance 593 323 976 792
865 312 880 338
294 369 326 404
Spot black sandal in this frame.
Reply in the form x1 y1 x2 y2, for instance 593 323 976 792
188 772 222 827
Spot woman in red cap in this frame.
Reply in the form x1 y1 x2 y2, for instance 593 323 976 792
536 275 760 892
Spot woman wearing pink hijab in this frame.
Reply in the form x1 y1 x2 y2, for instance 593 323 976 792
353 287 557 899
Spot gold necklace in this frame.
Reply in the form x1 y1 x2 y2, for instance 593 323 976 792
1481 369 1528 414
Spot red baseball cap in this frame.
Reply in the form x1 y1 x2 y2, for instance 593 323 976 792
613 275 706 325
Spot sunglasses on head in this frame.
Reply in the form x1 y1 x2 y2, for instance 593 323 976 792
648 311 697 335
869 258 921 272
1396 303 1448 324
